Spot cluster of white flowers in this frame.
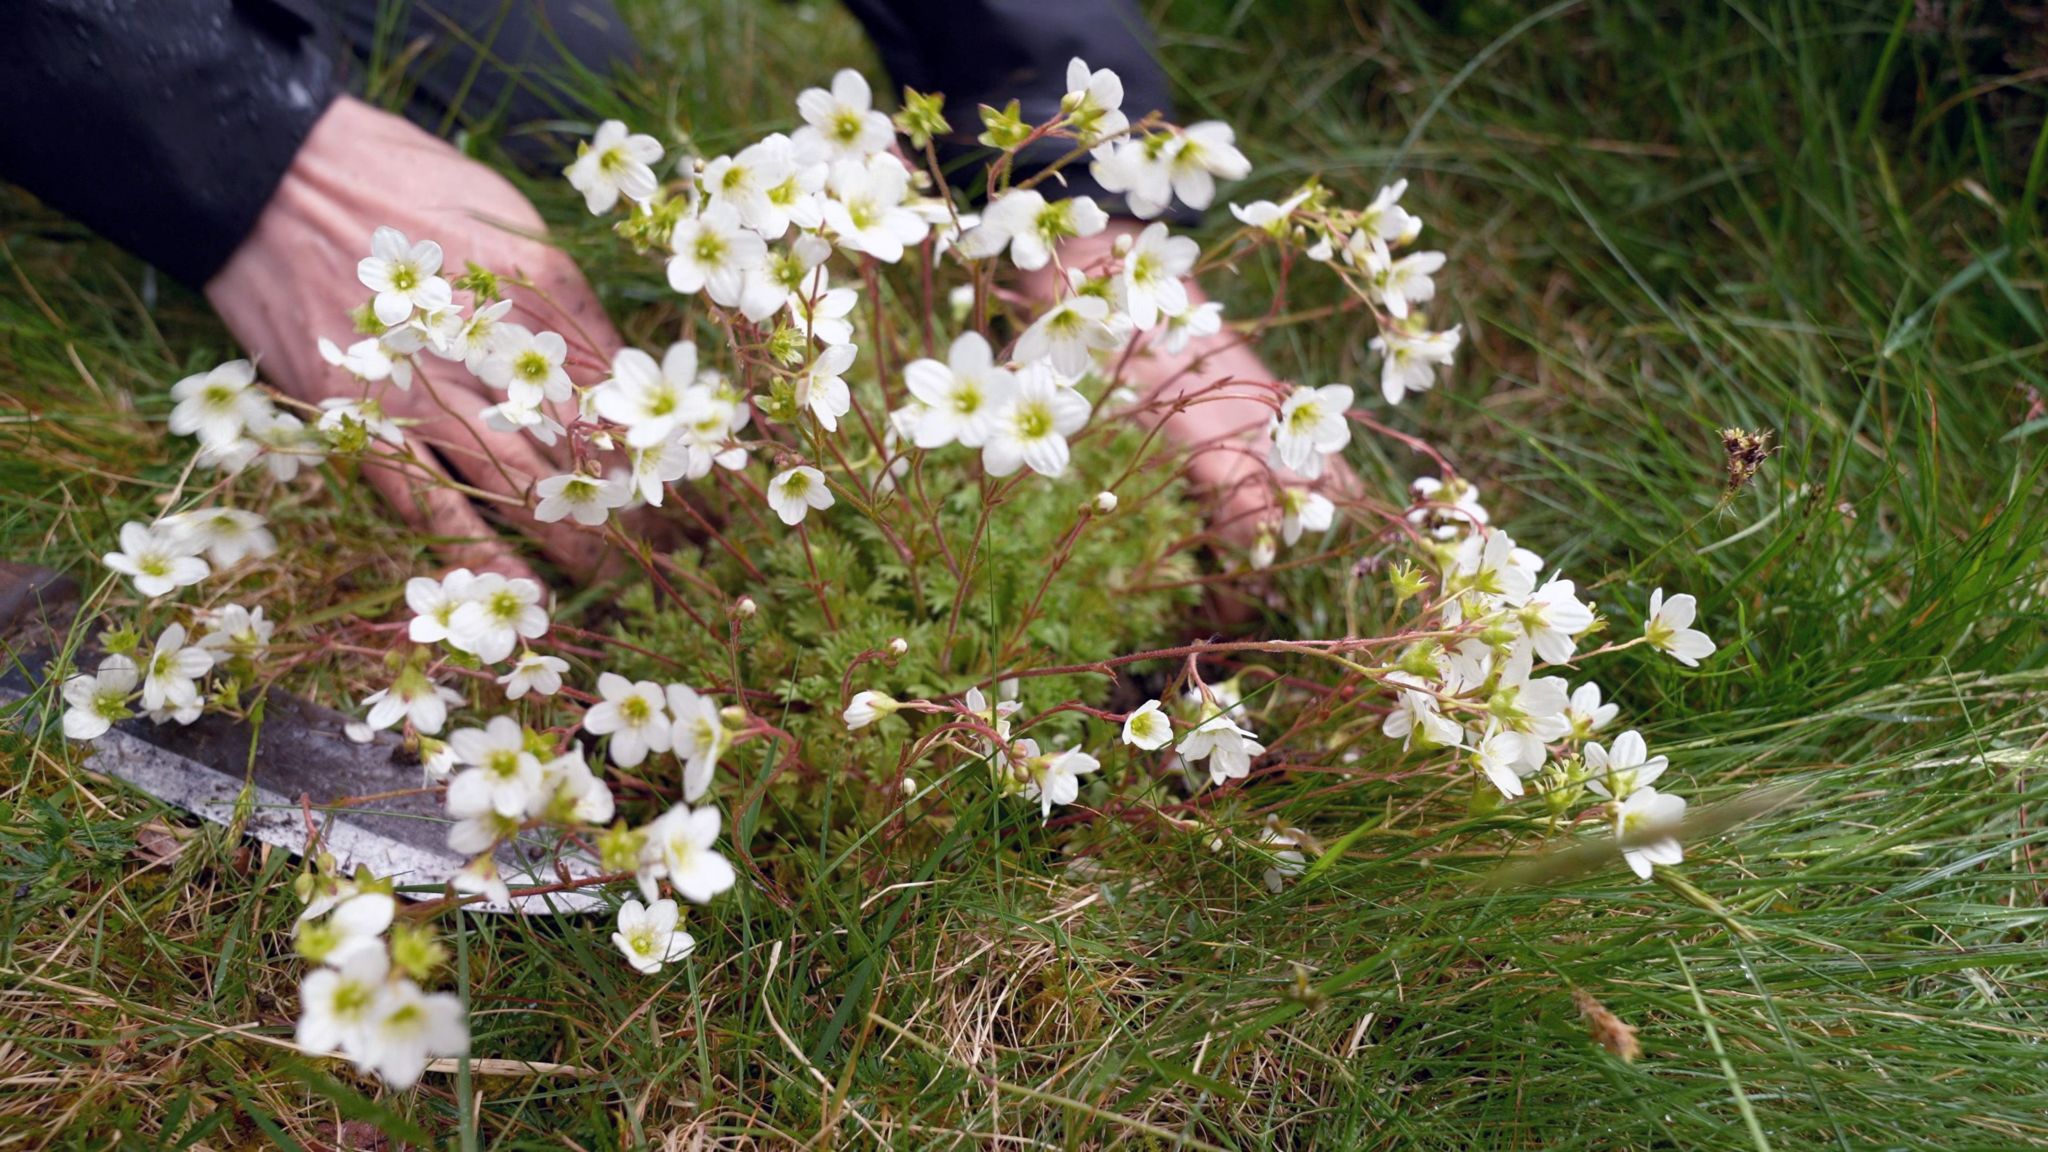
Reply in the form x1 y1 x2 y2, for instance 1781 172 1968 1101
49 59 1735 1095
293 878 466 1089
1377 475 1717 874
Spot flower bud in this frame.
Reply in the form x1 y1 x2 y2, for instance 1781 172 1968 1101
734 595 757 618
1112 232 1134 257
1092 491 1119 513
887 637 908 656
843 690 899 731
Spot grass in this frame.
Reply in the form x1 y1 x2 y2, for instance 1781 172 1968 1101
5 0 2048 1147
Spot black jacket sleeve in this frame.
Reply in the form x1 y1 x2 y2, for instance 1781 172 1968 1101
0 0 342 289
839 0 1194 219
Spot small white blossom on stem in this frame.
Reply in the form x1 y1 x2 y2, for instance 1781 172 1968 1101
903 332 1016 449
1117 222 1198 330
593 343 701 448
1614 787 1686 879
767 465 834 526
1120 700 1172 751
1370 325 1461 405
583 673 672 768
566 120 664 214
61 655 138 740
361 666 461 735
103 520 209 599
668 202 768 309
843 690 897 731
1060 57 1128 145
982 365 1091 479
142 623 214 718
533 471 630 526
794 69 893 162
1278 487 1335 546
1270 384 1354 479
357 227 451 327
498 652 569 700
1582 730 1669 801
169 360 268 447
793 343 857 431
612 898 696 975
406 569 480 646
479 327 573 409
447 715 545 818
1518 578 1594 665
1176 716 1266 787
360 979 468 1090
1564 682 1619 741
161 507 275 568
822 155 929 263
1644 589 1716 667
448 573 549 665
667 684 726 802
1023 747 1100 820
639 803 738 904
1015 294 1119 379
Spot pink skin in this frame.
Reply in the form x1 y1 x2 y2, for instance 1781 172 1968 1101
211 104 1327 584
206 96 619 582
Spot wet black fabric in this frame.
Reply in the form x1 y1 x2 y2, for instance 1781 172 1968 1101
0 0 1180 290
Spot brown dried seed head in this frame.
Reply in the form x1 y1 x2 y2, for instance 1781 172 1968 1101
1719 427 1776 495
1572 987 1642 1063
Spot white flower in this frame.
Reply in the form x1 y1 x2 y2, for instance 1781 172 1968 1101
1120 700 1172 750
168 360 268 447
1270 384 1354 478
1259 817 1310 893
1176 717 1266 787
405 569 481 646
359 978 467 1090
1614 787 1686 879
703 139 801 238
447 573 548 665
794 69 893 162
1229 187 1312 231
356 226 451 328
1060 57 1128 145
822 155 929 263
295 891 395 967
1564 682 1619 741
1118 222 1199 330
498 652 568 700
668 202 768 308
793 343 857 431
843 689 895 731
1369 325 1460 405
1583 730 1670 801
361 668 461 736
1155 299 1223 355
1645 589 1716 667
767 465 834 526
61 654 137 740
566 119 664 214
593 343 702 448
318 335 411 390
982 365 1091 479
960 190 1108 272
1015 295 1120 379
612 898 696 975
538 746 615 825
1473 723 1533 799
639 803 737 904
103 520 209 599
1088 136 1174 219
1381 672 1463 751
902 332 1016 449
583 673 672 768
667 684 726 802
1359 237 1445 319
445 298 517 373
1163 122 1250 210
1356 179 1422 246
142 623 214 717
296 949 388 1058
533 470 629 526
1278 487 1334 546
160 507 274 568
316 397 406 448
1023 747 1100 821
446 715 545 818
479 327 573 409
786 267 858 346
1454 530 1536 606
1518 578 1594 665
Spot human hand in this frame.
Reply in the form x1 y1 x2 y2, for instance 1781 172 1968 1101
206 96 621 583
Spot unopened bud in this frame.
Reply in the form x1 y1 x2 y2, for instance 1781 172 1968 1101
901 776 919 796
1093 490 1119 513
734 595 757 618
1112 232 1134 257
888 637 908 656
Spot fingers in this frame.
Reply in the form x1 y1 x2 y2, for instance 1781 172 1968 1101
354 440 539 583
